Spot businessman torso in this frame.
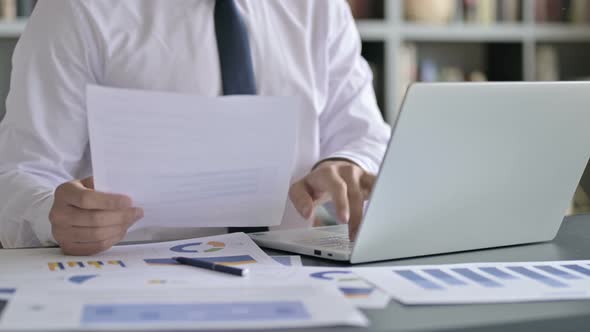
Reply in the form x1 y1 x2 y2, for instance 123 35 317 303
0 0 390 247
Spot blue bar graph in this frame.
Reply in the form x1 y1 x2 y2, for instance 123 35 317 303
82 302 310 324
395 270 443 290
423 269 467 286
372 262 590 304
562 265 590 277
451 268 502 288
534 266 581 280
507 267 568 288
479 267 518 280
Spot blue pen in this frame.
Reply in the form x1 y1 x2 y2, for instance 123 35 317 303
173 257 249 277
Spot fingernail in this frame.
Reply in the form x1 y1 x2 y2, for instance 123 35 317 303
341 212 350 224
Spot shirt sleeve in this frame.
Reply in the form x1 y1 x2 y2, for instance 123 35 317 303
0 1 99 248
318 1 391 175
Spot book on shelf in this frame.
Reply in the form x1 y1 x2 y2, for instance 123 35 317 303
536 0 590 23
570 0 590 23
466 0 522 24
498 0 521 22
348 0 380 19
0 0 35 20
536 45 560 81
476 0 497 24
398 43 417 107
404 0 457 24
0 0 16 20
397 42 489 106
405 0 521 24
418 60 488 82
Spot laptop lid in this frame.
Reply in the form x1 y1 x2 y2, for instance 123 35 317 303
350 82 590 264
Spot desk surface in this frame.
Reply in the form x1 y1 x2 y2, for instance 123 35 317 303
264 214 590 332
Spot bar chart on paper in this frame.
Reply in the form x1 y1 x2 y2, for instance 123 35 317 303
306 269 391 309
47 260 126 272
81 302 310 324
355 261 590 305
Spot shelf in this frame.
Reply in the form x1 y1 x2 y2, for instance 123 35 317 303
356 20 390 41
0 19 26 38
0 15 588 124
357 22 590 43
400 23 528 42
534 24 590 42
0 19 588 43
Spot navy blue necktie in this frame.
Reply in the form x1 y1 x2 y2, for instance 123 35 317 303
214 0 257 95
215 0 268 233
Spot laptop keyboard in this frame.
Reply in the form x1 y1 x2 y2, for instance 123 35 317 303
294 234 355 251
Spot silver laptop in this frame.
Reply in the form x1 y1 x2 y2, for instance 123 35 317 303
249 82 590 264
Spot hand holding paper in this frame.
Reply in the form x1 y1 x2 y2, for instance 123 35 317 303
49 177 143 256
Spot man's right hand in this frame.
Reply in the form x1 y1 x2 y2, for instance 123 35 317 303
49 177 143 256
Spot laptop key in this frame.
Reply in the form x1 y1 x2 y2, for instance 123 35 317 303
295 235 355 251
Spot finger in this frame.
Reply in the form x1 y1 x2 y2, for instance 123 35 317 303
289 181 314 219
66 207 143 228
348 188 365 241
308 174 349 223
348 208 362 241
59 235 123 256
360 173 377 198
53 224 126 243
80 176 94 189
340 167 364 240
59 181 133 210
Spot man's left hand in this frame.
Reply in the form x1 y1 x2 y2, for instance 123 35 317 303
289 160 376 241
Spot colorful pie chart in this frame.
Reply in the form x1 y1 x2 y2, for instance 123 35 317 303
169 241 226 253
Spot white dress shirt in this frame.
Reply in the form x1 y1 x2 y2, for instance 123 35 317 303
0 0 390 248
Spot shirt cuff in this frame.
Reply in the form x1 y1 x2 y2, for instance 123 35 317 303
321 151 379 175
25 192 57 247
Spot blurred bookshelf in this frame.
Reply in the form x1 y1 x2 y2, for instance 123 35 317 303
0 1 589 123
350 0 590 123
0 0 35 122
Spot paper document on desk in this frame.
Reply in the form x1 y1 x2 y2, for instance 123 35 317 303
87 85 299 228
0 265 389 309
0 232 279 278
0 285 368 331
356 260 590 305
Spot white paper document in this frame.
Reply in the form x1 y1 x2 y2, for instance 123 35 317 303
0 234 371 330
0 285 368 331
356 260 590 305
0 233 278 278
87 85 299 228
25 266 390 309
